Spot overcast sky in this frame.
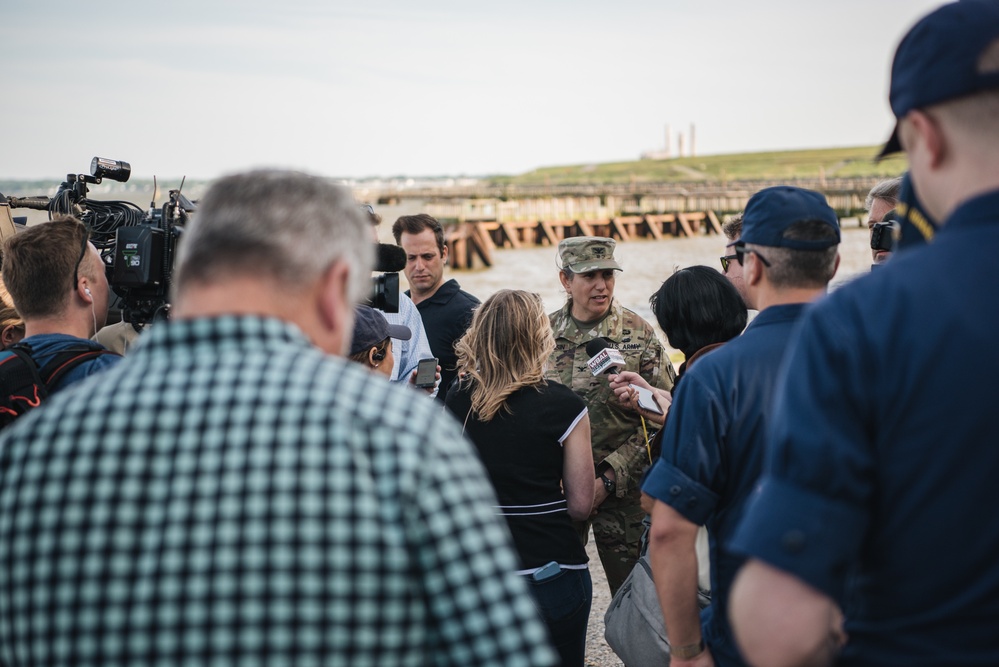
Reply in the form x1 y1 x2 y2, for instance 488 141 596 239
3 0 939 181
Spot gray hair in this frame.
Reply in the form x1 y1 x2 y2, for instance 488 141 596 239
749 220 839 290
173 170 372 302
865 176 903 211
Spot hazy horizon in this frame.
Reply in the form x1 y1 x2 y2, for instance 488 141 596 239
3 1 937 181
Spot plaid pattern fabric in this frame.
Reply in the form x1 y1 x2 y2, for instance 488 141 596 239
0 315 556 667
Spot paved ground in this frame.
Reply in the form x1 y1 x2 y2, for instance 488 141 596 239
584 531 625 667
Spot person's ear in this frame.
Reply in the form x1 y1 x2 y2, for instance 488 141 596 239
903 110 946 169
746 252 764 287
367 347 379 368
1 324 22 349
77 278 93 303
316 260 353 356
441 244 449 266
558 270 571 293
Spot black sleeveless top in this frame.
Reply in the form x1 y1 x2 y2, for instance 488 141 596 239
445 381 589 570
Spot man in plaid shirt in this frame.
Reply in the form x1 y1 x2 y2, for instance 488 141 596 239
0 170 556 667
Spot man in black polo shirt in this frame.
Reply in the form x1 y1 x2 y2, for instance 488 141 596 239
392 214 480 400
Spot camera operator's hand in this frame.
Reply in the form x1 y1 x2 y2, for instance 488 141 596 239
410 364 441 395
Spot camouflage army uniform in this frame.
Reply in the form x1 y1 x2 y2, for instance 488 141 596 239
548 298 676 593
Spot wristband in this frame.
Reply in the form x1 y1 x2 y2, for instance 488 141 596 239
672 639 704 660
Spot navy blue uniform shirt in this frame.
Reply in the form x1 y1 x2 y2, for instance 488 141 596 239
731 189 999 666
643 303 809 667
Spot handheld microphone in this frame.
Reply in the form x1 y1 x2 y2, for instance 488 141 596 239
374 243 407 272
585 338 626 376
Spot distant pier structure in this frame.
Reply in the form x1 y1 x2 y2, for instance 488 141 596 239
360 177 879 270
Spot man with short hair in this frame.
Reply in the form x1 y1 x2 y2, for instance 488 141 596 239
865 176 902 265
392 213 480 399
0 171 556 667
720 213 752 308
0 215 119 394
642 187 840 666
361 204 437 392
729 3 999 666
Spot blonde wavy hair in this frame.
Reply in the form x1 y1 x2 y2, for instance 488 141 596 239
0 275 24 345
454 289 555 421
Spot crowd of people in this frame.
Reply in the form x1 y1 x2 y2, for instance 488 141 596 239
0 2 997 665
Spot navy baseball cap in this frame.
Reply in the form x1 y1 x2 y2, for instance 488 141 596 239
878 0 999 158
350 305 411 356
731 186 840 250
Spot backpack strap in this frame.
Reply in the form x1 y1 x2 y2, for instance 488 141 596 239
0 344 50 415
37 347 120 391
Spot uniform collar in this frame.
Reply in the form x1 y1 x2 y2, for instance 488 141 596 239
551 298 625 343
744 303 809 333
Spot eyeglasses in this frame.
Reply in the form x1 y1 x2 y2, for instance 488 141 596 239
719 254 738 273
359 204 375 216
734 245 771 267
72 229 90 291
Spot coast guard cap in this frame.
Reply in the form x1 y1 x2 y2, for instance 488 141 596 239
350 305 411 356
878 0 999 158
558 237 622 273
732 186 840 250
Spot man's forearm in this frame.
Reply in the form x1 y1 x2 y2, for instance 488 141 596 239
729 559 843 667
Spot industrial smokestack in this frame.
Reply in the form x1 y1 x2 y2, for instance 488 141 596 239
690 123 696 157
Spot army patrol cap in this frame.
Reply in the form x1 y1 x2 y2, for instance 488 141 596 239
558 237 623 273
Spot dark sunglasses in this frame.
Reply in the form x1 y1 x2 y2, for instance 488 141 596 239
72 229 90 291
734 245 771 268
719 254 738 273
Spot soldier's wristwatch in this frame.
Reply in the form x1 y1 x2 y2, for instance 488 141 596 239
599 472 615 494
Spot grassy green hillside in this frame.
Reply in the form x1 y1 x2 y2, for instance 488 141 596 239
489 145 908 186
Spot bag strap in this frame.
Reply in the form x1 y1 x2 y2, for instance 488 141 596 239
4 343 51 402
39 348 119 389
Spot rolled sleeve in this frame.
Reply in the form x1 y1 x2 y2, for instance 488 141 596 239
642 458 718 526
640 371 724 524
728 477 869 601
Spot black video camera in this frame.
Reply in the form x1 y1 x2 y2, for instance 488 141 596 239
368 243 406 313
45 157 194 325
870 221 894 253
870 208 902 254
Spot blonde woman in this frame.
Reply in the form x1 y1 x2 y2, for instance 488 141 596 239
445 289 595 667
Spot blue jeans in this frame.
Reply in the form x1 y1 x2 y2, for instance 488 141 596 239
525 567 592 667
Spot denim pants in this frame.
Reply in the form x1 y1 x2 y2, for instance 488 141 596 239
525 567 592 667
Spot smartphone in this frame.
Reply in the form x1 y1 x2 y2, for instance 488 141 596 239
415 357 438 388
630 384 664 415
531 560 561 582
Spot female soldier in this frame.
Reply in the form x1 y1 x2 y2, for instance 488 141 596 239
547 236 675 594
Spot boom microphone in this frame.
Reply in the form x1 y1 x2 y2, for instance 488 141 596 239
375 243 407 272
585 338 626 376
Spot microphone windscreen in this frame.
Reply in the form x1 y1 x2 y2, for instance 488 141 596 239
585 337 611 358
374 243 407 273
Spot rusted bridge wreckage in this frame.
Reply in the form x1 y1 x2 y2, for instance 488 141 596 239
358 178 881 269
